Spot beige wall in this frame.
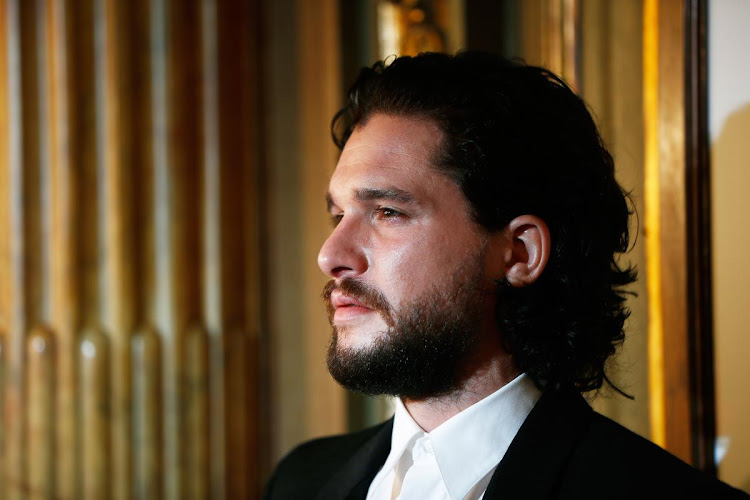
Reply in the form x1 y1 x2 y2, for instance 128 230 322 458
710 0 750 491
264 0 347 466
579 0 650 440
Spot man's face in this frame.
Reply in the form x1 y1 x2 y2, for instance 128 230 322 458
318 114 499 399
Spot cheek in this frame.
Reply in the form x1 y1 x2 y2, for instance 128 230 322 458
375 245 422 300
374 230 479 300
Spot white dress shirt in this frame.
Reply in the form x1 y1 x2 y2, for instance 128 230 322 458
366 373 542 500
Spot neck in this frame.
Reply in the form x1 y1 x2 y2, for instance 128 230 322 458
402 347 519 432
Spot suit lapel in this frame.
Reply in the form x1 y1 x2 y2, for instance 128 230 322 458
484 390 594 500
312 391 592 500
315 418 393 500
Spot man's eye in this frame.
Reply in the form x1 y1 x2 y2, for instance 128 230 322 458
375 207 403 220
330 213 344 227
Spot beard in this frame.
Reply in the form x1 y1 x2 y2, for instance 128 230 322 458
323 258 486 400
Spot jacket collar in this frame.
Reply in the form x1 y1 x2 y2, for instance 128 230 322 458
315 418 394 500
484 390 594 499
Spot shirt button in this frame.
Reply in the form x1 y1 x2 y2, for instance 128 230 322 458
412 437 429 459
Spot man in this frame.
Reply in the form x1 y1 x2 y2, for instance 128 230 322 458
264 52 747 499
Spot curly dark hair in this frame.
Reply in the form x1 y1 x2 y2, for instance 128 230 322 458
331 51 636 394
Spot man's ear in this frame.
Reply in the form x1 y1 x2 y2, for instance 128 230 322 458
500 215 551 287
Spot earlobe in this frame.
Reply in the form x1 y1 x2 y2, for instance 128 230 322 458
503 215 551 287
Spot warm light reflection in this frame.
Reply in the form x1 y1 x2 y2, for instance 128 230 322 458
643 0 666 448
376 0 447 59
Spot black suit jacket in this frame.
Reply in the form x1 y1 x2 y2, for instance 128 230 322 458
264 390 748 499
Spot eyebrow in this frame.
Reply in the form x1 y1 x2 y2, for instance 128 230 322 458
326 187 416 211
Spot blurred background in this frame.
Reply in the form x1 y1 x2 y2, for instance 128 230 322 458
0 0 747 497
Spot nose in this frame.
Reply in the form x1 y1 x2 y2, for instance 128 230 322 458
318 218 368 279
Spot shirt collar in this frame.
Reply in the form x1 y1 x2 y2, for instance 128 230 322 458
385 397 425 469
388 373 541 500
365 397 425 495
430 373 541 499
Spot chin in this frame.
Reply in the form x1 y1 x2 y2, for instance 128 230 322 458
333 325 388 351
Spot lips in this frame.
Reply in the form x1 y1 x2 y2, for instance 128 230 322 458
330 289 375 321
323 278 393 328
331 290 370 309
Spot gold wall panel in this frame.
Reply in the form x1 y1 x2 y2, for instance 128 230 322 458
0 0 264 497
643 0 692 464
520 0 580 90
579 0 650 441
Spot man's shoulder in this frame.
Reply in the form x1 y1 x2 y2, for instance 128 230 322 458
576 411 695 471
276 420 388 473
263 420 392 500
563 410 746 498
501 390 747 498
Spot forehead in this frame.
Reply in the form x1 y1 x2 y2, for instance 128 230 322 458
329 114 446 199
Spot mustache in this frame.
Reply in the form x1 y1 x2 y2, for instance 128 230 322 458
322 278 394 327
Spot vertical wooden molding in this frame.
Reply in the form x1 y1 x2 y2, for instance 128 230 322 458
44 0 78 496
184 325 209 499
147 1 182 497
658 0 691 464
0 333 5 494
26 326 55 498
0 5 8 491
225 327 250 498
645 0 692 464
200 0 225 496
33 0 52 327
96 0 135 496
169 2 203 495
18 2 44 477
78 328 111 499
684 0 716 473
131 327 163 500
249 0 269 485
1 0 27 497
